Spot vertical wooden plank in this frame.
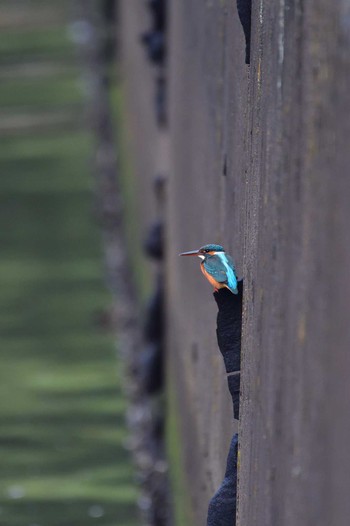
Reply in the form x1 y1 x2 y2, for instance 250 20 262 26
167 1 248 523
238 1 350 525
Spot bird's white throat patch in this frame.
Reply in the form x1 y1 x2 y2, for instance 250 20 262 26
198 255 205 260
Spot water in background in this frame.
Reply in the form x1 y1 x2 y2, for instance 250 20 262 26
0 2 137 525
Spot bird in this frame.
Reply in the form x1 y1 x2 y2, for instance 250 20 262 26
179 244 238 294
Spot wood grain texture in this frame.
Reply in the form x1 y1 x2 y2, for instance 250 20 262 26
121 0 350 524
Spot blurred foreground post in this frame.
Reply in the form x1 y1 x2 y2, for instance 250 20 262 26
76 2 170 524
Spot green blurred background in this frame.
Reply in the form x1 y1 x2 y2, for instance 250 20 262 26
0 1 137 525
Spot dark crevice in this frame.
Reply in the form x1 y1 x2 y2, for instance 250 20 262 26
207 281 243 525
236 0 252 64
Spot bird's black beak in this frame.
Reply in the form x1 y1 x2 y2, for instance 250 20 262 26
179 249 199 256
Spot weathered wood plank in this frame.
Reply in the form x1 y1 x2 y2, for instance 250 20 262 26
121 0 350 524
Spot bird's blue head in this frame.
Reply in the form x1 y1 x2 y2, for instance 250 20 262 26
198 244 225 254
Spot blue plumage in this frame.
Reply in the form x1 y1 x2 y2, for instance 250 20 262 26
199 244 225 252
180 244 238 295
216 253 238 293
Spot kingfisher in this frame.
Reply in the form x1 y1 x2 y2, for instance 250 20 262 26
179 244 238 294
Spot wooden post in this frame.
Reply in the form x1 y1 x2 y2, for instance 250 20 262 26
120 0 350 524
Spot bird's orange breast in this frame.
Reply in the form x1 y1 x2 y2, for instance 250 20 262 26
200 263 225 289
